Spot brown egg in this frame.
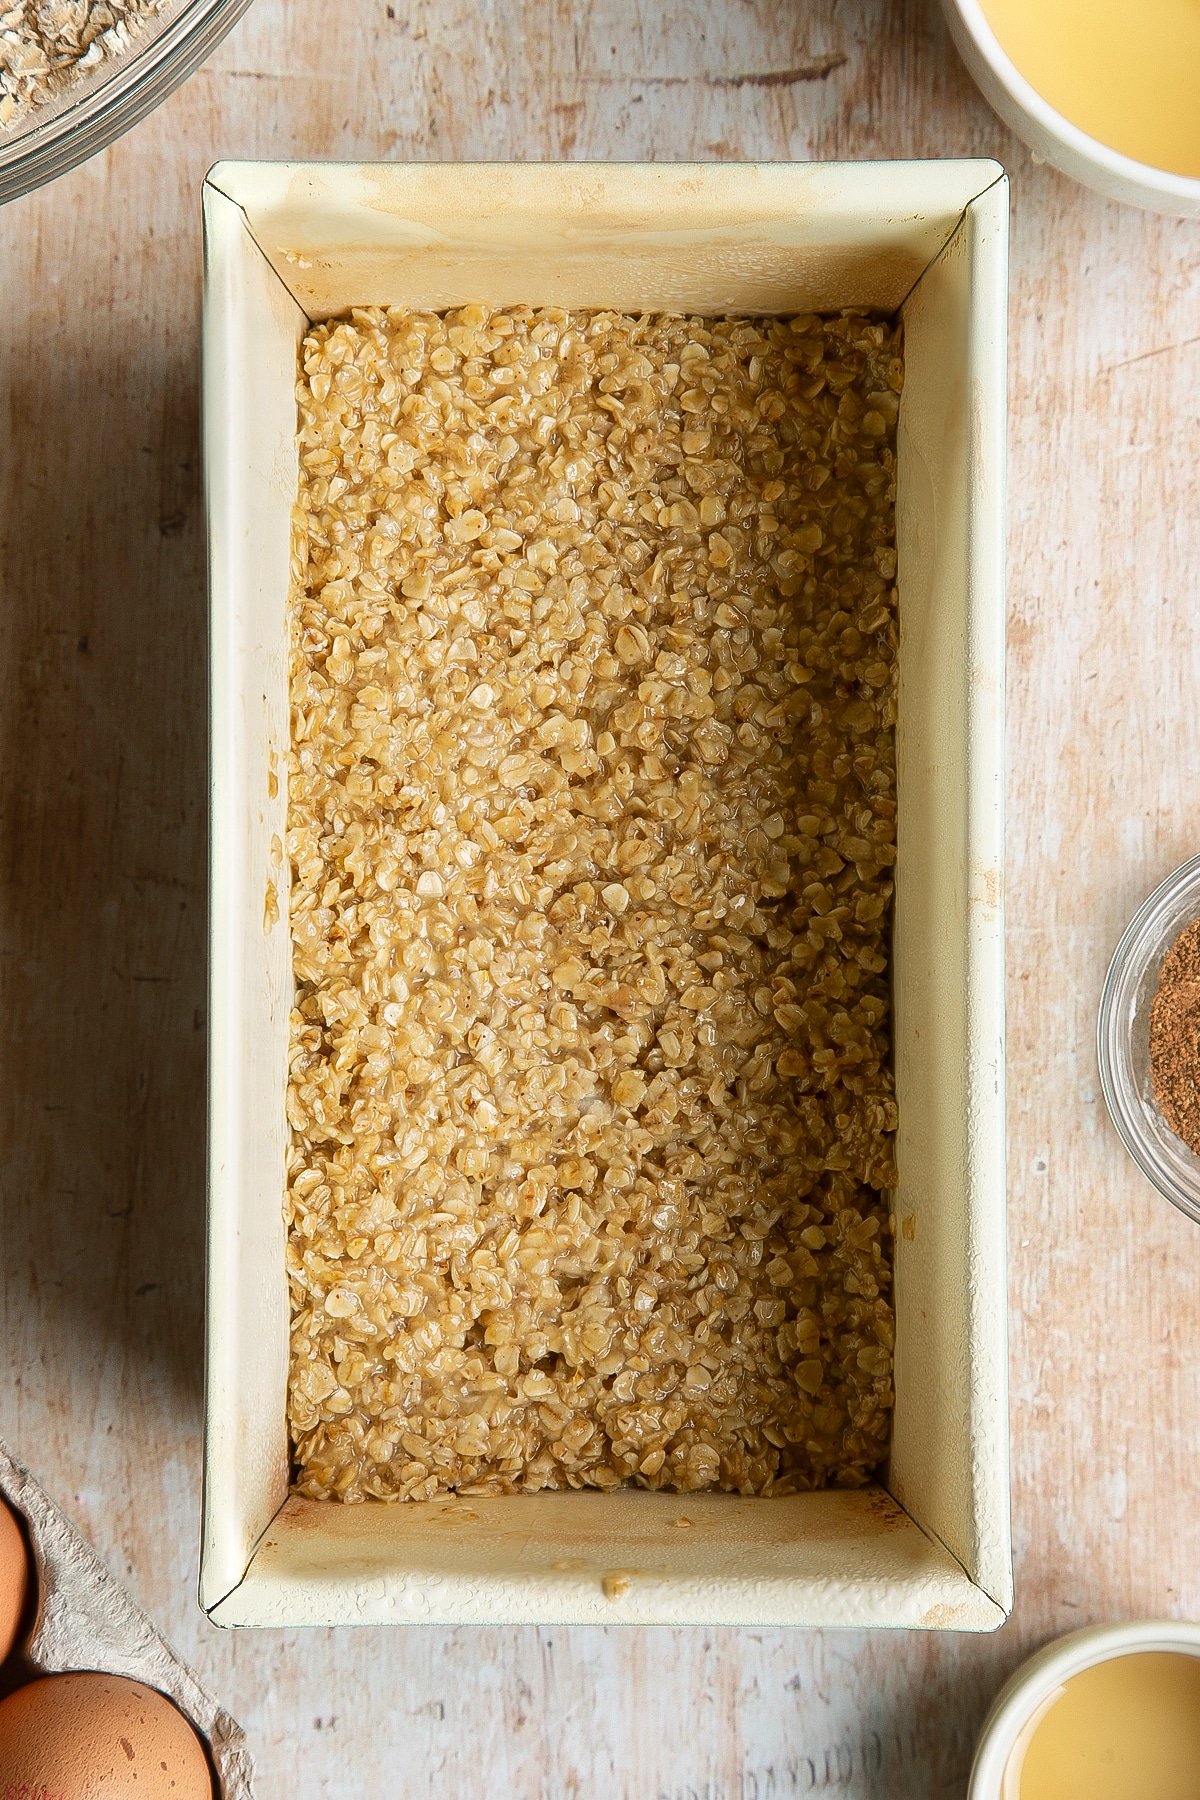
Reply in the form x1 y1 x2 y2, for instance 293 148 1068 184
0 1672 213 1798
0 1496 29 1663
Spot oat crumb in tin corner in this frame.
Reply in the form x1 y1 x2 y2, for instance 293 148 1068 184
1149 916 1200 1156
0 0 167 128
285 304 902 1505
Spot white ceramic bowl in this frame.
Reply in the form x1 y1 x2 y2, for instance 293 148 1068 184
941 0 1200 215
970 1621 1200 1797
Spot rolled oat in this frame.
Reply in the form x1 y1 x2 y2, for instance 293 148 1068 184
0 0 167 128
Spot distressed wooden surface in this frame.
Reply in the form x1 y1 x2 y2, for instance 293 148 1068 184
3 2 1200 1794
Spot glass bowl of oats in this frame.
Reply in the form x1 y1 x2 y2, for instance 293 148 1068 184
0 0 255 205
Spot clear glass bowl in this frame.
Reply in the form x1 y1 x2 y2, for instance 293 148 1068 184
1098 854 1200 1224
0 0 255 206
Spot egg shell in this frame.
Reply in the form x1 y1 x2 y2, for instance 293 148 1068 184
0 1496 29 1664
0 1671 214 1799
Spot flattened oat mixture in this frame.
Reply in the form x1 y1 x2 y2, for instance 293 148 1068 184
286 305 900 1501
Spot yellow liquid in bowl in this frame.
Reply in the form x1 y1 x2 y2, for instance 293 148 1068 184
1003 1651 1200 1800
981 0 1200 176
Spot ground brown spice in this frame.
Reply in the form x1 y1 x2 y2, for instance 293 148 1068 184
1149 918 1200 1157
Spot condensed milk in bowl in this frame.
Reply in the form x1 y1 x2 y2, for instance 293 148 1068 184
970 1622 1200 1800
942 0 1200 212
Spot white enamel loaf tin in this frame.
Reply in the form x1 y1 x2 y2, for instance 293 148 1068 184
202 161 1009 1630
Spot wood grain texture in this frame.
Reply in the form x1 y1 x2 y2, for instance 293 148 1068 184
2 1 1200 1793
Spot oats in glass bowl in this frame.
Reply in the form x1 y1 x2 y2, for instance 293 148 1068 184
0 1 166 127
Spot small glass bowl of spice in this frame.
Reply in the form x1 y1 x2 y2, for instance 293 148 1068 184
1098 854 1200 1223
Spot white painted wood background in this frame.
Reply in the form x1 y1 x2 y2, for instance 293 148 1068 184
3 1 1200 1793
